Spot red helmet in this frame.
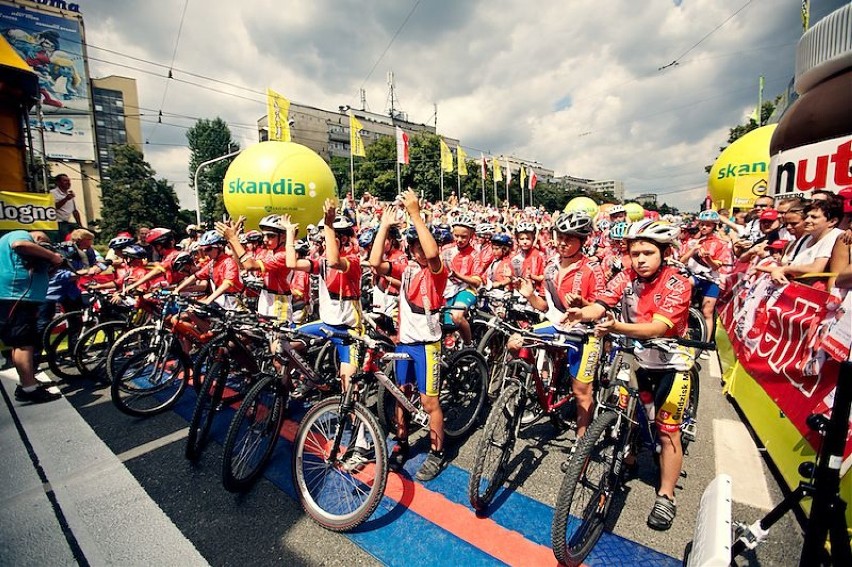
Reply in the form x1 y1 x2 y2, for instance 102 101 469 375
145 227 173 246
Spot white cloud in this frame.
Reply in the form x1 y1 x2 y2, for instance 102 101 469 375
75 0 846 211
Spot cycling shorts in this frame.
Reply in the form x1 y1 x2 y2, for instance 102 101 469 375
442 289 477 324
297 321 360 367
394 342 441 397
636 367 692 434
533 323 600 384
692 277 720 299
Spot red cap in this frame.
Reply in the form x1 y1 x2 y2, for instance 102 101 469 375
759 208 779 221
767 239 788 251
839 187 852 214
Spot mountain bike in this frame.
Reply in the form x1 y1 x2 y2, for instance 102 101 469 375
687 361 852 567
550 335 714 567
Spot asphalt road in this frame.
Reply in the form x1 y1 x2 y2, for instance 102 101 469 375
4 352 805 566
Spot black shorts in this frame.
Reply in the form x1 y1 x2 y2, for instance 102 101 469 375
0 300 41 348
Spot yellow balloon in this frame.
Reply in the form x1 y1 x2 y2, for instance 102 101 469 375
564 196 599 217
223 141 337 232
707 124 776 209
624 202 645 221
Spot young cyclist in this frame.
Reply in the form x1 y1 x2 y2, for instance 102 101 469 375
123 228 184 294
360 225 405 333
483 232 515 290
369 189 449 481
173 230 244 308
290 240 312 324
442 215 483 346
514 211 605 438
565 219 692 531
511 221 546 289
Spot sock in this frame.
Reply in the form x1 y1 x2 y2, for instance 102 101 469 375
22 385 39 393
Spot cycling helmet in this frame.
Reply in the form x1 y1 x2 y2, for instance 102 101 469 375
172 251 194 272
476 223 495 236
121 244 148 260
258 214 287 233
198 230 226 247
244 230 263 243
514 221 537 234
432 226 453 245
609 221 629 241
146 227 173 246
358 227 377 249
553 212 593 237
108 235 136 250
387 225 402 241
294 239 310 256
697 210 720 222
624 219 680 245
490 233 514 247
185 224 201 234
452 215 476 229
609 204 627 216
404 226 420 244
330 215 355 236
186 241 201 255
597 219 612 232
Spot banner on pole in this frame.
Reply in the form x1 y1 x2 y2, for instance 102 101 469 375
350 114 366 157
440 138 453 172
457 146 468 176
492 157 502 182
396 127 410 165
266 89 291 142
0 191 58 231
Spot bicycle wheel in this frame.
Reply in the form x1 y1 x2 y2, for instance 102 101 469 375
551 410 620 567
191 332 228 386
687 307 708 350
75 320 128 382
110 338 191 417
186 359 228 461
681 366 701 453
43 311 87 381
477 327 509 400
441 348 488 439
221 374 287 492
376 367 419 437
501 359 541 427
468 381 523 512
106 325 157 384
293 396 388 532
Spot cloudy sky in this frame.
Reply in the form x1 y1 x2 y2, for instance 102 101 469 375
75 0 845 211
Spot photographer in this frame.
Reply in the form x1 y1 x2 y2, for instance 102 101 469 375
0 230 64 403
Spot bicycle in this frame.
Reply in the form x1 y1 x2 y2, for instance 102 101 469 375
468 323 589 512
550 334 714 567
292 328 435 532
687 361 852 566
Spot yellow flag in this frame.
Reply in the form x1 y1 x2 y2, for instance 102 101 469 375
350 114 366 157
492 157 503 182
440 138 453 172
520 165 527 189
457 146 468 176
266 88 291 142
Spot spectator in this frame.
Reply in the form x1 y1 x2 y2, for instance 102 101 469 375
742 195 775 242
0 230 64 403
770 199 844 289
51 173 82 240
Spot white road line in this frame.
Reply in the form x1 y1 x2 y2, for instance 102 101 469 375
713 419 774 510
116 427 189 462
708 353 722 380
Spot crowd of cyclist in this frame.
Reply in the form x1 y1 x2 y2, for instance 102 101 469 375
37 185 852 533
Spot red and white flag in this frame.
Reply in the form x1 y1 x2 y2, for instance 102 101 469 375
529 168 538 190
396 127 410 165
480 153 487 180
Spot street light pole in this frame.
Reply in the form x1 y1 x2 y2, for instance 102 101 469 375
193 148 242 225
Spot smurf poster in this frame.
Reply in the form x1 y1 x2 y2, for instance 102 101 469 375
0 3 90 114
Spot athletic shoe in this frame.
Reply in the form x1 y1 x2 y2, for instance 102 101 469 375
389 443 409 472
340 446 372 473
415 451 448 482
14 385 61 404
647 494 676 530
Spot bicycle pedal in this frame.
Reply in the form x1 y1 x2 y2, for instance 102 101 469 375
411 412 430 428
560 460 571 474
682 422 697 443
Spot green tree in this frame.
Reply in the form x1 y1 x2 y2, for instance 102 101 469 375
187 118 239 223
98 145 181 239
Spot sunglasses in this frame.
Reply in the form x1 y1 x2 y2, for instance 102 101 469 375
262 232 279 238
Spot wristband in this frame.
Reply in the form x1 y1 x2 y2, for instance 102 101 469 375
239 253 250 262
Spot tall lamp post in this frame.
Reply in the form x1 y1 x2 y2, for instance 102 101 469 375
193 147 242 225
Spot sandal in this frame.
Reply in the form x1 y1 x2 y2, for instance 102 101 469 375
647 494 676 531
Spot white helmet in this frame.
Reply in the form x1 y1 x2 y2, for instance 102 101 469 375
514 221 537 234
452 215 476 229
625 219 680 245
553 212 592 237
609 204 627 216
258 214 287 233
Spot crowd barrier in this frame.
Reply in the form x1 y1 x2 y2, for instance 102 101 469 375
716 272 851 524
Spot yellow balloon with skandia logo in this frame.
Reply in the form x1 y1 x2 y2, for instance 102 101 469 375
223 141 337 232
707 124 776 209
624 202 645 221
564 196 599 217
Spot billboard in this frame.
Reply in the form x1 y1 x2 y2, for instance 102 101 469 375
29 113 95 161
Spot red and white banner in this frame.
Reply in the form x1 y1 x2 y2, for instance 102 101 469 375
719 275 851 456
396 127 410 165
529 169 538 190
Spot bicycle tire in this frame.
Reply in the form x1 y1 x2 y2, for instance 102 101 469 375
191 332 229 387
75 320 129 382
376 365 418 437
106 325 158 384
441 347 488 439
43 311 87 381
477 327 509 400
293 396 388 532
468 380 523 511
551 410 620 566
186 359 228 461
221 373 286 492
681 366 701 453
687 307 708 350
110 338 191 417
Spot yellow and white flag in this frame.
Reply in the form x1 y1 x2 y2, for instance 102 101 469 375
492 157 503 182
519 165 527 189
266 88 291 142
350 114 366 157
440 138 453 172
457 146 468 176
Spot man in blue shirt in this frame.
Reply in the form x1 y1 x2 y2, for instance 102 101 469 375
0 230 64 403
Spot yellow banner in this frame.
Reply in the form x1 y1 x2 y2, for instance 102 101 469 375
0 191 58 231
266 88 291 142
350 114 366 157
440 139 453 172
457 146 467 176
730 174 768 209
492 157 502 182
